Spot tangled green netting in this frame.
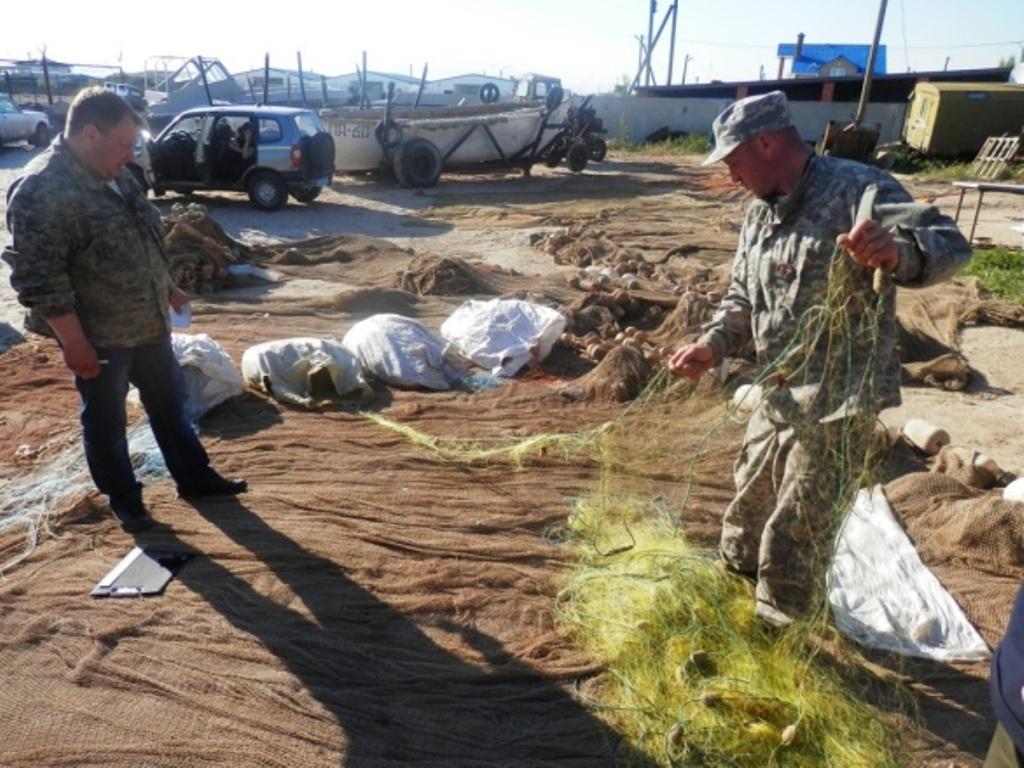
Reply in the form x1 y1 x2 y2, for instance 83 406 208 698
365 241 904 766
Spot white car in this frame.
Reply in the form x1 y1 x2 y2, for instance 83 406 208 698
0 95 51 148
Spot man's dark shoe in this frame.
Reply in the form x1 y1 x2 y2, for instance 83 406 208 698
177 473 248 499
111 499 155 533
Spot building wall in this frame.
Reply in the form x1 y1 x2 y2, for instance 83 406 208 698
591 95 909 146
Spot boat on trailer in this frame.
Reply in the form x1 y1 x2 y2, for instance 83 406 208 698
320 88 600 186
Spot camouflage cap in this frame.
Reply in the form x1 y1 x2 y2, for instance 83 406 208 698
703 90 792 166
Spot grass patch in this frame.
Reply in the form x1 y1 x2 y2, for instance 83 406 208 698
963 247 1024 306
890 153 1024 182
556 496 899 767
609 133 712 156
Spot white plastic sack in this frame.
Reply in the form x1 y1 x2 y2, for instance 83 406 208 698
172 333 245 420
129 333 243 421
440 298 566 377
343 315 463 390
242 337 370 407
828 485 990 662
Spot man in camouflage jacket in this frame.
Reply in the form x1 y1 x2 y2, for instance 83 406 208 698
669 91 972 626
3 88 246 532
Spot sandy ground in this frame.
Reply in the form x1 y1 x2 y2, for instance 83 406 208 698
2 140 1023 767
883 325 1024 475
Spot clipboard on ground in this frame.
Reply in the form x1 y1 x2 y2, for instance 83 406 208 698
91 547 193 598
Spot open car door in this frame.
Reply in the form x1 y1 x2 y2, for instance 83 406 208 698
195 114 217 184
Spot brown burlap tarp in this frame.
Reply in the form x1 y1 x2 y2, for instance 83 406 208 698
885 471 1024 647
896 276 1024 389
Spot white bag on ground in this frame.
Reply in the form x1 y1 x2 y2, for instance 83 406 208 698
171 333 245 420
129 333 243 421
828 485 990 662
342 315 463 391
440 298 566 377
242 337 370 407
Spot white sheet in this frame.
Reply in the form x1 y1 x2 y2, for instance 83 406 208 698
828 485 990 662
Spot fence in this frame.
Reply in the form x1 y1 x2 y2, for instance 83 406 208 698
1 60 126 124
590 94 910 148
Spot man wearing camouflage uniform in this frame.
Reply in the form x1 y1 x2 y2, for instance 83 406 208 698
3 88 246 532
669 91 971 626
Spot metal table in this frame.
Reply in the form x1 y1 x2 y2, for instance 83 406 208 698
952 181 1024 244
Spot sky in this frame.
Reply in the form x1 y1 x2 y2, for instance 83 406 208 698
1 0 1022 93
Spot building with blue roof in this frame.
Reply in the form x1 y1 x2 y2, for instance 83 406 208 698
776 33 886 79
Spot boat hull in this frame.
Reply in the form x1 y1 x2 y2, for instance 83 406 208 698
323 103 568 172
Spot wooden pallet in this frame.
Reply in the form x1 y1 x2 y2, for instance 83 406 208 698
970 134 1021 180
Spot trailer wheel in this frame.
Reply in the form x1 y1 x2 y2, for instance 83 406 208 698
393 137 442 188
545 86 564 112
587 137 608 162
544 152 564 168
479 82 500 103
566 142 589 173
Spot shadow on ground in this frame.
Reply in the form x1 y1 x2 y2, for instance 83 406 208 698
137 494 652 767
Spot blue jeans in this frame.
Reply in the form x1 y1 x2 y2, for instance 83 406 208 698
74 337 211 508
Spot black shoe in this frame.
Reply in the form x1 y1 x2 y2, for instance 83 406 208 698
110 499 155 533
177 473 248 499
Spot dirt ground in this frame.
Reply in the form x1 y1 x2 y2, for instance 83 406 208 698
1 142 1023 767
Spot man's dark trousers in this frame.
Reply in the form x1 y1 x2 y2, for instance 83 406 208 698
74 337 211 508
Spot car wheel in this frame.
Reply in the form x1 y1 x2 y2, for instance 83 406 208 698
247 171 288 211
566 141 589 173
292 187 321 204
32 123 50 148
392 137 442 188
587 137 608 162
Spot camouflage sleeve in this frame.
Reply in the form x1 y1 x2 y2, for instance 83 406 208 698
4 179 77 318
873 174 973 288
697 215 752 362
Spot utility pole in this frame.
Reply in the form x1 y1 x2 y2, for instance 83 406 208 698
645 0 656 87
40 49 53 107
362 50 369 108
681 54 692 85
296 51 307 107
943 56 950 71
262 53 270 105
666 0 678 86
854 0 887 126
